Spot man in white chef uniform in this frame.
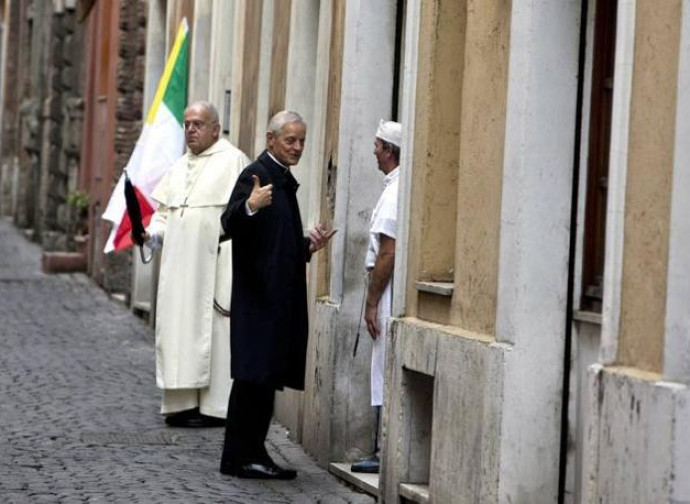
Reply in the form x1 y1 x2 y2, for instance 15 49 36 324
143 101 250 427
352 119 401 473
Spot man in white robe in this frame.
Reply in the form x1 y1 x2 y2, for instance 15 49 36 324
143 101 250 427
352 119 401 473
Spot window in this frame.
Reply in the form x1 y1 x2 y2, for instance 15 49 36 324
581 0 618 313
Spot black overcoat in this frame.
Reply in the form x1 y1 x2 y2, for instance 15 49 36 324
221 151 311 390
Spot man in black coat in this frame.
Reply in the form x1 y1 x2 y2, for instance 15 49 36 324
219 110 335 480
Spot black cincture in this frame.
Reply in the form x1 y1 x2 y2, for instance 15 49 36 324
213 299 231 317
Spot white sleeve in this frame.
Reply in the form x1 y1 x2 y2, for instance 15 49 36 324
145 204 168 250
245 200 258 216
370 190 398 240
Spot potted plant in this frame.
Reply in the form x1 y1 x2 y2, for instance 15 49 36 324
66 190 90 254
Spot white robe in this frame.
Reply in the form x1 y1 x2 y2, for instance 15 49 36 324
147 138 250 393
366 168 399 407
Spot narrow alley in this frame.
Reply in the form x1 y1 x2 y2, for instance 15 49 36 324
0 219 373 504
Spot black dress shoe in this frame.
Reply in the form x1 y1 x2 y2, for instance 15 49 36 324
220 462 297 480
351 454 380 473
165 409 225 428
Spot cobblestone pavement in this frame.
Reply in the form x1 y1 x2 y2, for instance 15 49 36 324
0 220 374 504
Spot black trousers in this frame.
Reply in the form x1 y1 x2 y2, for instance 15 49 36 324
220 379 275 469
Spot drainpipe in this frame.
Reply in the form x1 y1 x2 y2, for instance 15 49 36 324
558 0 590 501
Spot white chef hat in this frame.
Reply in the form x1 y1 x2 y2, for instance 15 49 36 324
375 119 402 147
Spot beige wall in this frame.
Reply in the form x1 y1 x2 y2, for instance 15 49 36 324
618 0 681 373
236 0 263 156
410 0 463 285
268 0 291 118
315 0 344 298
406 0 510 335
406 0 465 320
452 0 510 334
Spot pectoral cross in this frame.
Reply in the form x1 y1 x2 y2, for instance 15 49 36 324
180 197 189 217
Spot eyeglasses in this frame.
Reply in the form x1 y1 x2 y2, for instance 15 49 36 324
184 120 213 131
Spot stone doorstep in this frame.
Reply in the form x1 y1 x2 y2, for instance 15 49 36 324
399 483 430 503
329 462 379 497
329 463 431 503
41 251 87 274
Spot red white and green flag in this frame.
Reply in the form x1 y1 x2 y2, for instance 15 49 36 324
102 18 189 253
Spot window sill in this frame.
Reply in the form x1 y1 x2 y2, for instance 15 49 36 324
415 281 454 297
573 310 602 326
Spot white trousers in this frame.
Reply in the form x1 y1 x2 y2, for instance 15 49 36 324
371 280 392 407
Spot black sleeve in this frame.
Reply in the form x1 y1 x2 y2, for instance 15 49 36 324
304 237 313 263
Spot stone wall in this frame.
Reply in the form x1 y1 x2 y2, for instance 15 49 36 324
0 0 23 219
0 1 85 250
101 0 147 295
40 6 85 251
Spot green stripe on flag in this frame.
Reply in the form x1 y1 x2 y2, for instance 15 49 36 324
162 35 189 125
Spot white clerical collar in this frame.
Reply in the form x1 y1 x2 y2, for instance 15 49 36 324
383 167 400 188
267 151 290 172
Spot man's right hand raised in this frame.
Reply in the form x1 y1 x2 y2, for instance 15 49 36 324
247 174 273 213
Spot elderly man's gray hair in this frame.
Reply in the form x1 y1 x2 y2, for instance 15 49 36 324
267 110 305 135
188 101 219 124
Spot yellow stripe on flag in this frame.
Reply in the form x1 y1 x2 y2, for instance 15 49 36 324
146 18 189 125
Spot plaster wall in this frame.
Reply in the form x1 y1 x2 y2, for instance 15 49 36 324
273 0 321 438
284 0 319 227
323 0 397 461
582 367 690 503
664 0 690 385
618 0 681 373
298 0 337 460
495 0 581 501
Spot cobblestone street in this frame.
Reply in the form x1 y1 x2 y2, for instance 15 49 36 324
0 220 373 504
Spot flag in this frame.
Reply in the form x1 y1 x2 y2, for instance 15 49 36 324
102 18 189 253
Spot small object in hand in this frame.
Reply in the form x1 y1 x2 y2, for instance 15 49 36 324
124 171 146 247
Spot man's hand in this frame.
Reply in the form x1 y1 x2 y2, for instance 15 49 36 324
309 223 337 253
132 231 150 245
365 301 380 339
247 175 273 212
